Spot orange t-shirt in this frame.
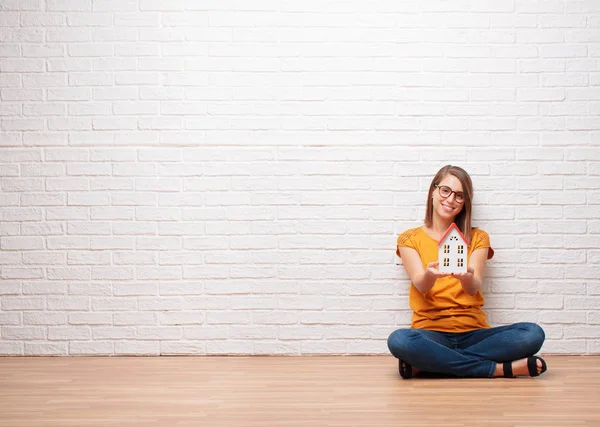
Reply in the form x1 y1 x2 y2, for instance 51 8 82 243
396 226 494 333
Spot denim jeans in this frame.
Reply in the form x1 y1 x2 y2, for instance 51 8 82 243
387 322 545 378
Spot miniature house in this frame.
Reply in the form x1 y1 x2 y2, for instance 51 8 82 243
437 223 468 274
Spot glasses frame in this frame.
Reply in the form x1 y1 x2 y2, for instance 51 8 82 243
434 184 465 204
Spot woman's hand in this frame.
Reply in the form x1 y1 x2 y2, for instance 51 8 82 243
451 266 475 283
398 248 453 294
424 261 451 280
452 266 480 295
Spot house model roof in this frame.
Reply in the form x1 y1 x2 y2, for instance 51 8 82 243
437 223 469 246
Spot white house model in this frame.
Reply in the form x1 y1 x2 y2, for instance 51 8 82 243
437 223 468 274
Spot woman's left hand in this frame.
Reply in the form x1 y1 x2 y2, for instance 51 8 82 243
452 266 481 295
451 266 475 286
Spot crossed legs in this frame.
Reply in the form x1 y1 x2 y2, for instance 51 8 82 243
387 322 546 378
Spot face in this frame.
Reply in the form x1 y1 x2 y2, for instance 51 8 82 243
432 174 465 221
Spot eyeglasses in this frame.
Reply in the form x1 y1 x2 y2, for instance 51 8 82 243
435 185 465 204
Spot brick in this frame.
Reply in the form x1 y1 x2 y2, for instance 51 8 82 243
114 251 156 265
3 327 46 340
161 342 205 355
67 163 111 176
93 0 138 12
48 88 91 101
92 297 136 311
47 28 91 42
23 102 66 116
47 267 91 280
1 119 44 131
67 251 111 265
23 342 67 356
112 222 156 235
68 43 113 57
21 222 64 236
93 87 137 100
2 297 44 310
22 252 66 265
24 312 67 325
92 57 136 71
47 58 91 72
67 12 111 27
20 193 66 206
0 342 21 355
92 327 135 339
0 162 20 176
91 267 134 280
20 12 65 26
46 179 89 191
48 326 91 340
68 193 111 206
46 236 90 249
113 283 154 297
113 101 159 115
23 44 65 57
115 42 159 56
115 341 159 355
69 72 113 86
47 0 91 11
114 12 158 27
2 89 43 101
23 132 67 146
70 342 113 355
113 312 157 325
0 28 44 43
2 208 43 222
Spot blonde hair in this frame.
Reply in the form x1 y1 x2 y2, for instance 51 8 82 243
424 165 474 243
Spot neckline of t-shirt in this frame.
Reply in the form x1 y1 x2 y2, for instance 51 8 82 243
419 226 441 243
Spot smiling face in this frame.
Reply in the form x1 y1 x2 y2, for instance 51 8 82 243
424 165 473 241
432 173 465 222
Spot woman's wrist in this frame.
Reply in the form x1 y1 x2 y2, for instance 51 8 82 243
460 276 480 294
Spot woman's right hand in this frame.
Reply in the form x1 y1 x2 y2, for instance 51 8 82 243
398 246 450 294
424 261 451 280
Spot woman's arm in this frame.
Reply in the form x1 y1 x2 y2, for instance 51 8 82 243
398 246 450 294
452 247 488 296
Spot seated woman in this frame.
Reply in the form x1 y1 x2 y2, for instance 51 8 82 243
388 165 547 379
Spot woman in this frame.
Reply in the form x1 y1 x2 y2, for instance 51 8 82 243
388 165 547 379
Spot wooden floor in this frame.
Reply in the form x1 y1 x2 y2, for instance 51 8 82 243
0 356 598 427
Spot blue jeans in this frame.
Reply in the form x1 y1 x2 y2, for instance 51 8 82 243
387 322 545 378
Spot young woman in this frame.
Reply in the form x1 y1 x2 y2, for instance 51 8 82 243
388 165 547 379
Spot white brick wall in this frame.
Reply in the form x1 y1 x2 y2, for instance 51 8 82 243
1 0 599 356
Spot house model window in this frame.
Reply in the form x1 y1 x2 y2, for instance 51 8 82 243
437 223 469 273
